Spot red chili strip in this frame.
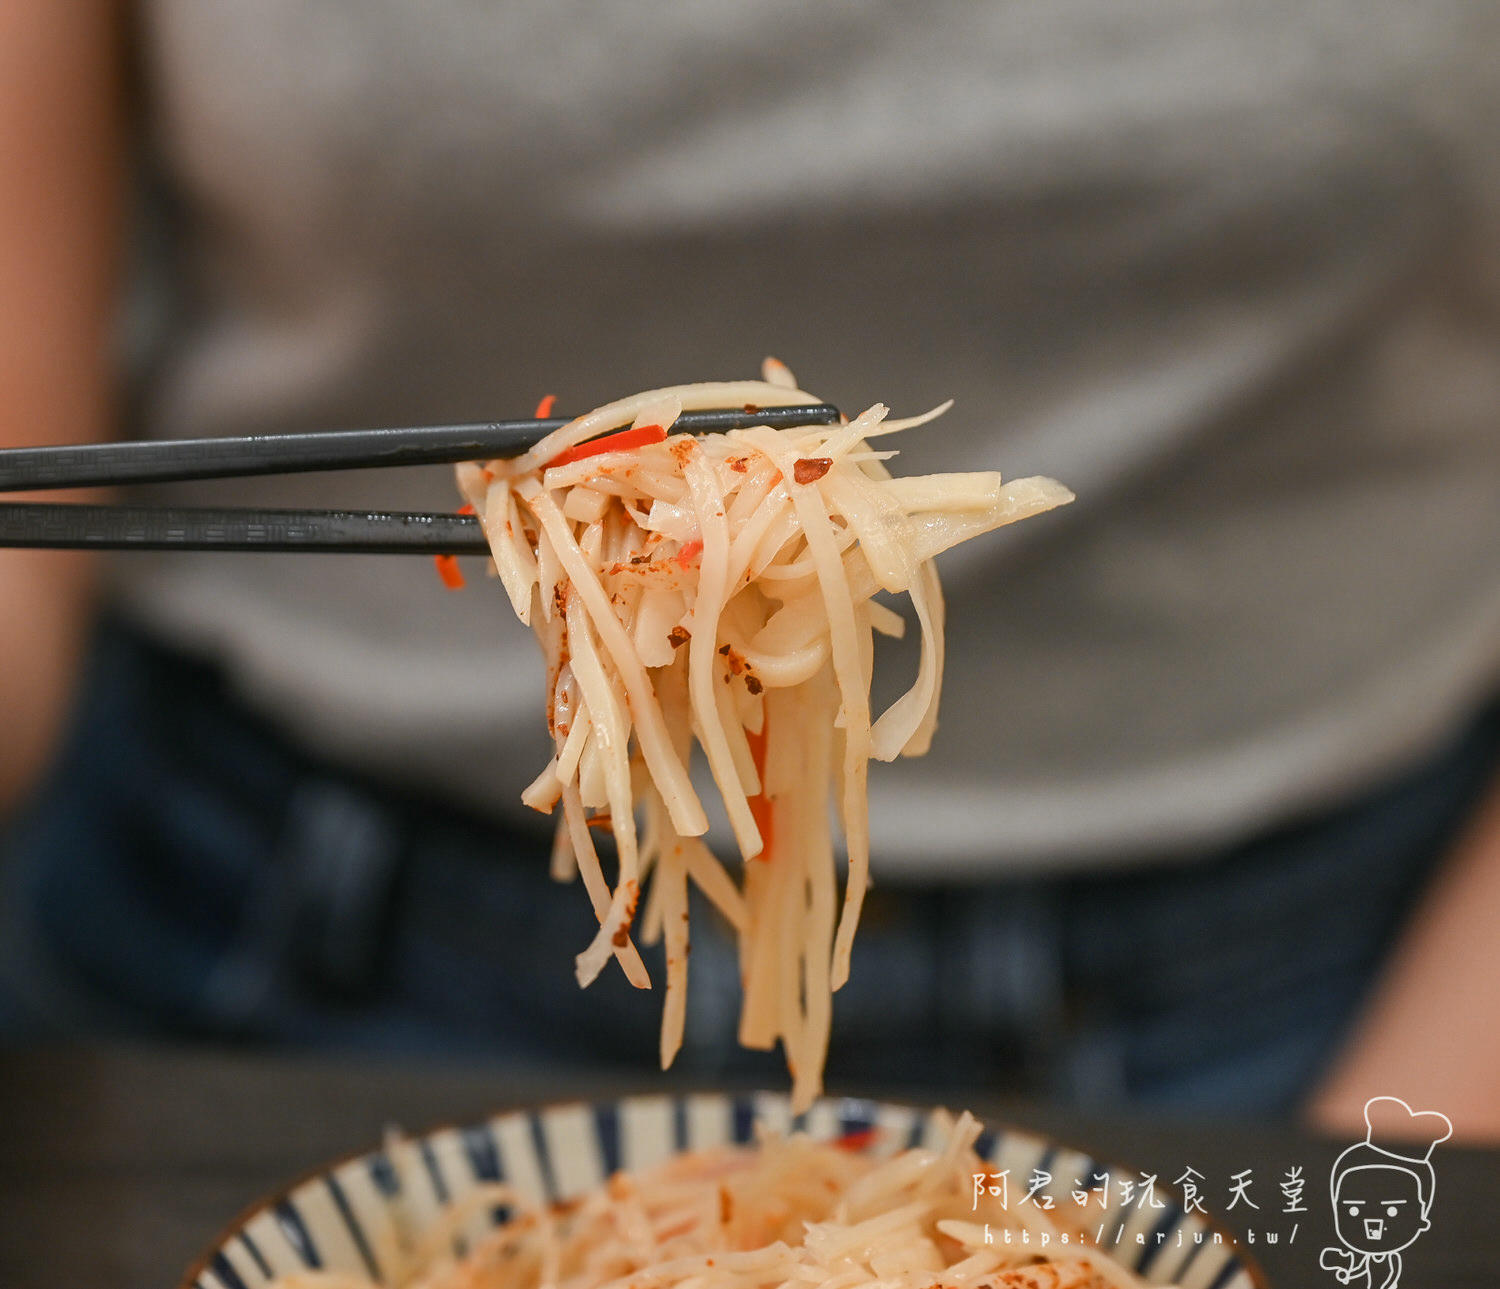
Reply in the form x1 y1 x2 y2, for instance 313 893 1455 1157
835 1128 877 1152
534 394 557 418
674 538 704 568
433 554 465 589
433 503 478 587
746 719 773 861
547 423 666 469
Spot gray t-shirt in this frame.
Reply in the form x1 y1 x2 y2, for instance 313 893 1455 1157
118 1 1500 874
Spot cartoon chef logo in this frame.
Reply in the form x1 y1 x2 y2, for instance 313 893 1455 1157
1318 1097 1452 1288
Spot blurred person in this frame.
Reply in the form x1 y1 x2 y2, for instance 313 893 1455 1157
3 3 1500 1137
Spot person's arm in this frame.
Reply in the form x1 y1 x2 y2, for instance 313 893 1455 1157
0 2 124 813
1307 762 1500 1143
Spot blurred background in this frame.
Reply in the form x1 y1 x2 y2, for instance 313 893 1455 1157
3 2 1499 1140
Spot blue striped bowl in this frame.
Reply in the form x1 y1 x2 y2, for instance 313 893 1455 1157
181 1092 1268 1289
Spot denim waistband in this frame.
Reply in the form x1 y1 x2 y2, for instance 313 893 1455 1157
3 617 1496 1114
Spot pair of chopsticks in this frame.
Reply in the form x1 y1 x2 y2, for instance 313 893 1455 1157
0 406 840 553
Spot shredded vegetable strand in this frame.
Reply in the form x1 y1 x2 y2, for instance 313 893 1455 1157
519 481 708 837
564 589 645 987
752 430 874 992
658 833 689 1069
682 445 763 858
562 782 651 989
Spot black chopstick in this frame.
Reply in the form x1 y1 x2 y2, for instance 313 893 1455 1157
0 405 841 492
0 503 490 553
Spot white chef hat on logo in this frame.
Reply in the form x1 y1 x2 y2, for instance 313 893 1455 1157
1330 1096 1453 1215
1360 1096 1453 1162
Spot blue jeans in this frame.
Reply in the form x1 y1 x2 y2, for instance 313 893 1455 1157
2 619 1495 1113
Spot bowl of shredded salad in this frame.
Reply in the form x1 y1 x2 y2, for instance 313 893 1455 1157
178 1091 1269 1289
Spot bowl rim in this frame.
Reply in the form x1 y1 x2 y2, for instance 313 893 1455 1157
179 1089 1272 1289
